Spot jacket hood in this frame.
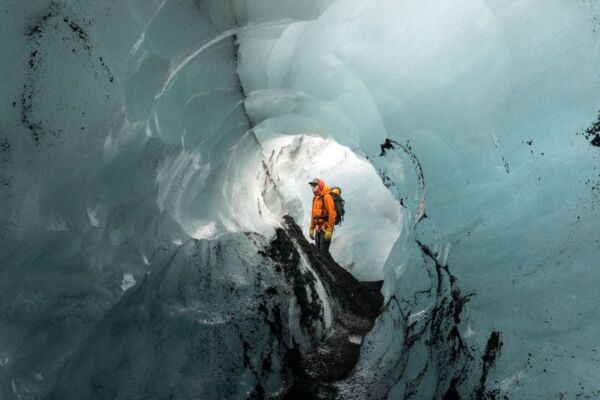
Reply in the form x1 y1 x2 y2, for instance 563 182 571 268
314 179 330 196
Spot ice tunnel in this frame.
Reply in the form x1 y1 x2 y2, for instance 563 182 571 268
1 0 599 399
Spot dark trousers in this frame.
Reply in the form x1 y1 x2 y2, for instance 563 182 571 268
314 230 331 254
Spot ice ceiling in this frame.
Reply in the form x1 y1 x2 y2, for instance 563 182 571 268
1 0 599 399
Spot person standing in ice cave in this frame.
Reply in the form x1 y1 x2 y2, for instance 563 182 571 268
309 177 337 254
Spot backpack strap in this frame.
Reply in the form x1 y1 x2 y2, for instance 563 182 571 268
321 193 332 213
320 193 334 220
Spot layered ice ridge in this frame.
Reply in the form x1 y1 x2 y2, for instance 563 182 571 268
1 0 599 399
49 228 332 399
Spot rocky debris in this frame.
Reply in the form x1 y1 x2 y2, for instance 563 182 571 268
264 216 384 399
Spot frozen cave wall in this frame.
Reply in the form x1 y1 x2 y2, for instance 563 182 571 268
0 0 599 399
238 0 600 397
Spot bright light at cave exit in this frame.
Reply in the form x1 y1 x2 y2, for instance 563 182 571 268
259 134 404 282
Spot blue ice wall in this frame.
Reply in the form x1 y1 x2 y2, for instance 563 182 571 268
1 0 599 398
238 0 600 396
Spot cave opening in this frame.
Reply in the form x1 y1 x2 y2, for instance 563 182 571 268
2 1 599 398
259 133 404 282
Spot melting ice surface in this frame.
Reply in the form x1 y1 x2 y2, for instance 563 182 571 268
0 0 599 399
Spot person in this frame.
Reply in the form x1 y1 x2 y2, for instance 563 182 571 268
308 177 337 254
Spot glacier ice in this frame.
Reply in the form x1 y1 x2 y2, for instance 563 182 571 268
260 134 403 281
0 0 599 399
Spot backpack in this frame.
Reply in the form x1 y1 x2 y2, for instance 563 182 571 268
329 186 345 226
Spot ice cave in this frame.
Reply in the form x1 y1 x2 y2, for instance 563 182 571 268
1 0 599 399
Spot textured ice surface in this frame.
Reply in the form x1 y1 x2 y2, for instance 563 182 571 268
1 0 599 399
49 230 333 399
239 0 600 397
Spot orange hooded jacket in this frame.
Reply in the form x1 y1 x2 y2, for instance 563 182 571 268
310 179 337 233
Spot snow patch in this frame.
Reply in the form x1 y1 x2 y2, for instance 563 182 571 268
349 335 362 344
191 221 217 240
120 273 136 291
